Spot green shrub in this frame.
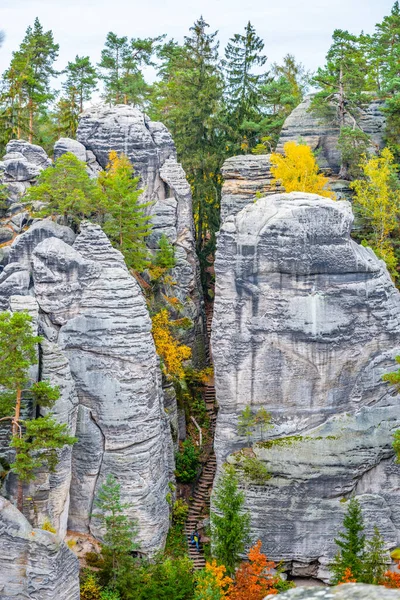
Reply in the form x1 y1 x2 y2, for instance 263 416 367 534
172 499 189 526
242 456 271 484
175 439 200 483
155 234 176 269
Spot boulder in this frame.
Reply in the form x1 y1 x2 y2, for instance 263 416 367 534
275 584 400 599
6 140 52 169
54 138 87 163
0 496 79 599
277 95 386 173
212 192 400 581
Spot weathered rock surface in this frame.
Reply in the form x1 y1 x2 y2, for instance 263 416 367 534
54 137 87 163
212 192 400 581
277 95 386 173
0 496 79 599
275 584 400 599
0 221 174 554
220 155 282 222
77 105 204 355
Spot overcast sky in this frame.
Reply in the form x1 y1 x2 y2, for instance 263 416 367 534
0 0 395 91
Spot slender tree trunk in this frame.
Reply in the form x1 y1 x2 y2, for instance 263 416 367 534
28 98 33 143
17 477 24 513
12 387 21 437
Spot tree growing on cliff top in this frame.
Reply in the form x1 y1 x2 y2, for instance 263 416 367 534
211 465 251 576
270 141 335 199
223 21 268 152
0 310 76 511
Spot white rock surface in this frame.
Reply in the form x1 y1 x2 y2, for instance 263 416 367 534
212 192 400 581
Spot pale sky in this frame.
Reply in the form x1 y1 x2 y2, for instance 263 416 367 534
0 0 396 93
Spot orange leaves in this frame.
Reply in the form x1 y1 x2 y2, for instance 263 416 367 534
339 568 357 584
270 141 335 199
151 309 192 379
382 563 400 589
228 541 279 600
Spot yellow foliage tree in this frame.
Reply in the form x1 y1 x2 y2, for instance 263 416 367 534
351 148 400 278
195 560 233 600
151 309 191 379
270 141 335 199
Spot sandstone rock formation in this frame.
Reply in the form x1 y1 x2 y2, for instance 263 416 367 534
212 192 400 581
0 496 79 600
276 584 400 599
76 104 203 353
0 220 174 554
277 95 386 174
220 155 281 222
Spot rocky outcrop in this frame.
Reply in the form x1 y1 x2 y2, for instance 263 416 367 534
276 584 400 599
277 95 386 174
220 155 281 222
0 220 174 554
212 192 400 581
76 105 204 354
0 496 79 600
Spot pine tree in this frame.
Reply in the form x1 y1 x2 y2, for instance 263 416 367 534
0 310 76 511
27 152 103 224
211 465 251 576
98 151 152 271
223 21 267 152
237 406 255 446
93 474 138 589
330 498 366 583
63 55 98 113
151 18 224 265
373 2 400 93
1 18 59 143
98 32 160 106
363 526 388 584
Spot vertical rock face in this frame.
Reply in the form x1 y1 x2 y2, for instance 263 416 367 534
0 496 80 600
76 104 204 355
277 95 386 173
0 219 174 554
220 155 281 222
212 192 400 581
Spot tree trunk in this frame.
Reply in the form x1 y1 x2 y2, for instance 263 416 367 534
17 478 23 513
28 98 33 143
12 387 21 437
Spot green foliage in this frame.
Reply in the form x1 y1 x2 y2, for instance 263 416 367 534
93 474 138 590
175 438 200 483
337 126 371 179
330 497 366 584
155 234 176 270
11 413 77 482
223 21 267 152
237 406 272 445
63 55 98 112
362 526 388 585
211 464 251 577
27 152 102 223
134 556 195 600
0 18 59 147
172 499 189 526
99 151 152 271
241 456 271 485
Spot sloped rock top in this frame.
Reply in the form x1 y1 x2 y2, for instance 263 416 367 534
276 584 400 599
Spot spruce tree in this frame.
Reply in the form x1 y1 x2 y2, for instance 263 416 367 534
331 498 366 583
211 465 251 576
98 151 152 271
223 21 268 152
0 310 76 511
363 526 388 584
151 18 224 263
94 474 138 589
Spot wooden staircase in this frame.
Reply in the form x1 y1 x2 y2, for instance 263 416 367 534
184 300 217 569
